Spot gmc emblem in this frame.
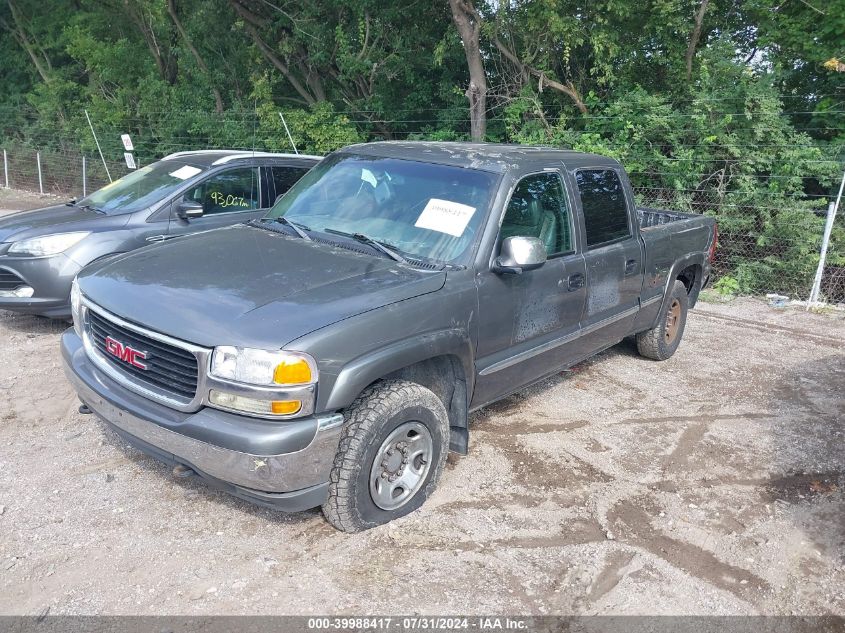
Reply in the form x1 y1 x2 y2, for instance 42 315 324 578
104 336 148 370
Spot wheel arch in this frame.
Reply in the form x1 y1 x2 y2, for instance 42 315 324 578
322 330 474 454
651 253 705 329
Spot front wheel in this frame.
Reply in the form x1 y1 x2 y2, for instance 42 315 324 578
322 380 449 532
636 280 689 360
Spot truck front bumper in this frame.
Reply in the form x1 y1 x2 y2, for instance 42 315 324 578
61 330 343 512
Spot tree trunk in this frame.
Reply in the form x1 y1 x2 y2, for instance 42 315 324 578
166 0 223 113
685 0 710 81
6 0 51 83
492 35 587 114
448 0 486 141
123 0 177 85
228 0 317 105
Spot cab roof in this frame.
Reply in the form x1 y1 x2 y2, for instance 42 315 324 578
340 141 620 173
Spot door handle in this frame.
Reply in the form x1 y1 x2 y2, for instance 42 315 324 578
625 259 638 275
568 273 585 291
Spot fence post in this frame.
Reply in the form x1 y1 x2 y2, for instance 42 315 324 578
36 151 43 194
82 156 87 198
808 167 845 308
3 149 7 189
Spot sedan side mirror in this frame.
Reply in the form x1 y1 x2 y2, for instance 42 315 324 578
492 236 547 275
176 201 204 220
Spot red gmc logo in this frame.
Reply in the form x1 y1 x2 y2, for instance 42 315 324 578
104 336 148 370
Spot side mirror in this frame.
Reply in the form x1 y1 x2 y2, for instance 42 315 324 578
176 201 204 220
492 236 547 275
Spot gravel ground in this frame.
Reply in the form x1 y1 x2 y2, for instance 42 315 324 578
0 200 842 616
0 189 62 212
0 299 841 616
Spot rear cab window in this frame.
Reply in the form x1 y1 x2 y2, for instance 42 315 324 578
575 169 631 249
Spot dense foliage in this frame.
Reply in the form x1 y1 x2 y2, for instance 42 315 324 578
0 0 843 297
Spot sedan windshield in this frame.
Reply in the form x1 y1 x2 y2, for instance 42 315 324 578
266 154 499 263
78 161 207 214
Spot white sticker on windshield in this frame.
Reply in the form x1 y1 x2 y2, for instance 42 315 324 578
360 168 377 188
169 165 202 180
414 198 477 237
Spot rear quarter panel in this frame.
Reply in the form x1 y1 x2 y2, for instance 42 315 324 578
632 215 716 332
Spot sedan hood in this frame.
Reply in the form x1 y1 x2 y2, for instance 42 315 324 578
0 204 115 243
78 224 446 349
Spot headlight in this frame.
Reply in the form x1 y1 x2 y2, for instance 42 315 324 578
70 278 82 336
9 231 90 257
210 347 317 386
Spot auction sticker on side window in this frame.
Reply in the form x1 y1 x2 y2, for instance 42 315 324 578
169 165 202 180
414 199 476 237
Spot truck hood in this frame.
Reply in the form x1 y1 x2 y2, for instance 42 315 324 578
0 203 119 243
78 224 446 349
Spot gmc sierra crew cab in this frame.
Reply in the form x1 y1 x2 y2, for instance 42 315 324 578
62 142 717 532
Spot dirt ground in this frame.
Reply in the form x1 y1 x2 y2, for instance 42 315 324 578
0 188 63 213
0 201 843 616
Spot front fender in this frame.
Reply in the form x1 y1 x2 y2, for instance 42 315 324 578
323 328 475 412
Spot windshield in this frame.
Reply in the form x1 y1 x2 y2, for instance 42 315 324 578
79 161 207 214
266 154 499 263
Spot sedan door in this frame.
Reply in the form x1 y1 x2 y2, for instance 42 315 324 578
166 166 268 238
472 171 587 408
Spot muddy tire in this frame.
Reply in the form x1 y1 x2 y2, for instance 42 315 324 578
636 280 689 361
322 379 450 533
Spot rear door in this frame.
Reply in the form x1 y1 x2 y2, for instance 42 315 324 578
571 168 643 348
268 163 314 204
473 170 587 407
166 166 267 237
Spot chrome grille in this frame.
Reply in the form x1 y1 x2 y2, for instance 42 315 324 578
86 308 199 402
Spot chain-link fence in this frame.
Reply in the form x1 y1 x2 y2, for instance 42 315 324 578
2 129 843 304
1 146 127 198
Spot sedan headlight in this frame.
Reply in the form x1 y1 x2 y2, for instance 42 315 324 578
210 347 317 386
9 231 90 257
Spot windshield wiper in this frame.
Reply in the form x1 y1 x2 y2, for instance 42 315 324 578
79 204 106 214
323 228 408 264
273 216 311 241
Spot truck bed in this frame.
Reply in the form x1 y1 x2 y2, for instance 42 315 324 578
635 206 716 308
637 207 698 229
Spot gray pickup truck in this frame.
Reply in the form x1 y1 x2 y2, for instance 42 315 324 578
0 150 319 317
62 142 716 532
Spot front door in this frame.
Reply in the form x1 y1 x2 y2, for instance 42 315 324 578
473 171 587 408
167 166 267 237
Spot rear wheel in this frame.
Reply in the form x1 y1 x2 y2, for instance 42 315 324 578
636 280 689 360
322 379 449 532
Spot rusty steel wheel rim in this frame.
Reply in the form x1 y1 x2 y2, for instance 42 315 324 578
665 299 682 344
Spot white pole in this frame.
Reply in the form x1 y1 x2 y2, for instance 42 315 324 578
85 109 112 183
37 151 43 194
3 149 8 189
278 112 299 154
82 155 87 197
807 167 845 308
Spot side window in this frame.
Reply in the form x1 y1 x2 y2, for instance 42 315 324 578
271 166 310 203
575 169 631 248
184 167 259 215
500 173 573 256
